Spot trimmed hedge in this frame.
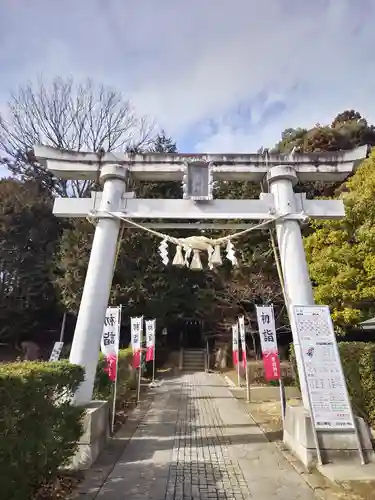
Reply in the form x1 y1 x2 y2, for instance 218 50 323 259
0 361 85 500
338 342 375 427
290 342 375 428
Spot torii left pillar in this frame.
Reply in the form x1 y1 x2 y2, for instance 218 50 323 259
70 164 127 405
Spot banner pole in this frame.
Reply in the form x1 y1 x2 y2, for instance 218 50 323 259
279 377 286 422
111 365 118 434
137 364 141 404
245 357 250 402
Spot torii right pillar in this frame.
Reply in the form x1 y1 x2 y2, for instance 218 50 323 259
267 165 313 410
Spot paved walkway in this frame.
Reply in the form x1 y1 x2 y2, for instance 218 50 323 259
96 373 317 499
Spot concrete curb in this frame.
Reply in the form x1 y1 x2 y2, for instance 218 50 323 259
220 374 342 500
223 374 237 388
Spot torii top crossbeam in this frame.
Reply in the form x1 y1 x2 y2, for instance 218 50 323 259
33 144 368 182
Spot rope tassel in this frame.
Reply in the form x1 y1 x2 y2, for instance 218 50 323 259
226 240 238 266
190 249 202 270
172 245 185 267
211 244 222 266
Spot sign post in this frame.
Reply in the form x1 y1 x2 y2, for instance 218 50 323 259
292 305 365 465
145 319 156 383
238 316 250 402
255 305 284 418
49 341 64 361
131 316 143 404
232 323 240 386
100 306 121 434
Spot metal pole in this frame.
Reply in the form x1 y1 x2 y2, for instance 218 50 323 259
267 165 314 411
137 366 141 404
279 378 286 422
111 364 118 434
152 351 156 383
245 358 250 402
69 165 127 405
59 312 67 342
206 339 209 372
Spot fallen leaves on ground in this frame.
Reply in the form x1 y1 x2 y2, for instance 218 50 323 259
33 473 82 500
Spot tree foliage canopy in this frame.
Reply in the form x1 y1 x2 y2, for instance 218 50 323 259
0 179 62 342
305 150 375 329
274 109 375 154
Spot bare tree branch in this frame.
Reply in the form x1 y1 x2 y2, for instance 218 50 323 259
0 77 156 197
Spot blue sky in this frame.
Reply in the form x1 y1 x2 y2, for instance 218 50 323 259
1 0 375 162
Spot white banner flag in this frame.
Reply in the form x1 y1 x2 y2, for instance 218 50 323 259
100 306 121 382
145 319 156 362
232 323 239 365
49 341 64 361
255 305 280 381
131 316 143 368
101 306 121 357
238 316 247 366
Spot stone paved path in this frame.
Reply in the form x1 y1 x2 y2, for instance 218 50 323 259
96 373 317 499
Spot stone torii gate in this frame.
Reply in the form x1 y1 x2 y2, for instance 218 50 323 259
34 144 367 407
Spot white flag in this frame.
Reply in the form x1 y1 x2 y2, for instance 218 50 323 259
101 306 121 357
238 316 247 366
131 316 143 368
232 323 239 365
49 341 64 362
145 319 156 362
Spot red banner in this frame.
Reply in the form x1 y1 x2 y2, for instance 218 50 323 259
104 354 118 382
262 352 280 381
132 350 141 369
146 345 154 362
232 350 239 366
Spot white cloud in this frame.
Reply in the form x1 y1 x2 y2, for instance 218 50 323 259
0 0 375 153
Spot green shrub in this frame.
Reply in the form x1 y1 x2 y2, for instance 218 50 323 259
289 341 375 427
339 342 375 427
0 361 85 500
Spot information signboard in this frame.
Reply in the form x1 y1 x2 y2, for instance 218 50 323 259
292 305 355 431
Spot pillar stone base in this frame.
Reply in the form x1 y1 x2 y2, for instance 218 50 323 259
283 403 375 470
68 400 110 470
